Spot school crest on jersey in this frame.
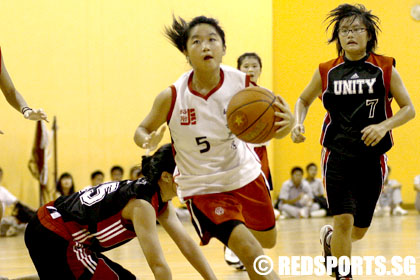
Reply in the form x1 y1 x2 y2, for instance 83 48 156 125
180 108 196 125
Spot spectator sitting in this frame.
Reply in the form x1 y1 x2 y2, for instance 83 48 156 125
275 167 326 218
110 165 124 181
0 167 35 237
375 166 407 216
304 163 330 216
53 172 76 200
90 170 104 187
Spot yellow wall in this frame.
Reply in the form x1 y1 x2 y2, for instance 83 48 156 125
2 0 418 208
0 0 273 208
272 0 420 203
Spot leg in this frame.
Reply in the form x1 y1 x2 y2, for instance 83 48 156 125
25 215 74 279
240 175 277 248
391 188 407 215
331 214 354 258
228 224 279 280
249 227 277 249
279 204 302 219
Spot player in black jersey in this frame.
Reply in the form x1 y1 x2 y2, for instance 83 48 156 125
25 144 216 280
291 4 415 280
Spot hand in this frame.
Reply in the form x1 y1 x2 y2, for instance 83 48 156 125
24 108 49 122
0 129 3 135
291 124 306 143
142 125 166 155
361 123 387 146
273 95 295 135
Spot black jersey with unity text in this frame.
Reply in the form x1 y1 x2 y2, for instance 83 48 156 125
37 178 168 252
319 53 395 157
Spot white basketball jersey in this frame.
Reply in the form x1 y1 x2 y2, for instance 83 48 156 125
168 65 262 199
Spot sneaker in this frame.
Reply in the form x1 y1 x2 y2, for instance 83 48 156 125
392 206 408 216
338 276 353 280
224 246 245 271
320 225 335 277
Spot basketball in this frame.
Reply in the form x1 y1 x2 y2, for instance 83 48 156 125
226 87 281 144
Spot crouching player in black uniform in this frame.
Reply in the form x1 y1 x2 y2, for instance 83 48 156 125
25 144 216 280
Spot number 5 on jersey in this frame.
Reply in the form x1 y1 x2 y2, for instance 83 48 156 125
196 136 210 153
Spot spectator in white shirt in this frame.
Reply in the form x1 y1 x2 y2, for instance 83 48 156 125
276 167 325 218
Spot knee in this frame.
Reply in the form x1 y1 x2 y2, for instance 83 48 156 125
351 228 368 241
259 235 276 249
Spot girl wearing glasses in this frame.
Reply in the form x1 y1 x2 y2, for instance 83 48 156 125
291 4 415 280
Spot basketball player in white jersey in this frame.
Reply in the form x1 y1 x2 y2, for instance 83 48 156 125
134 16 294 280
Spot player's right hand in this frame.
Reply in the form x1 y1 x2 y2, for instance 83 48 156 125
141 125 166 154
291 124 306 143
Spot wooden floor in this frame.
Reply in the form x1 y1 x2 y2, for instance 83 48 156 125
1 212 419 279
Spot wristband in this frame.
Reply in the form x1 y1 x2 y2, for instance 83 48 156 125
21 106 32 115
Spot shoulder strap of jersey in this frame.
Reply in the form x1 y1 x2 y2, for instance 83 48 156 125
167 85 177 123
319 57 344 93
367 53 395 96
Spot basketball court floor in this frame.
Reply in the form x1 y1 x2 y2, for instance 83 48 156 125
1 212 419 279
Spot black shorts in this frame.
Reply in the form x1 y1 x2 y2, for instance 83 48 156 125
25 215 136 280
321 148 387 228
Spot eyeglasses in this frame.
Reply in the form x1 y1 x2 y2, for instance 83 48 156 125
338 27 366 36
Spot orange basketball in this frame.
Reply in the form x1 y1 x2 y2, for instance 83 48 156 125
227 87 282 144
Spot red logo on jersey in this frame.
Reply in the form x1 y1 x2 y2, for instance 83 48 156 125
180 108 196 125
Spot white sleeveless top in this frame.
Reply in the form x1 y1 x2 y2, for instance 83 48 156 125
167 65 262 199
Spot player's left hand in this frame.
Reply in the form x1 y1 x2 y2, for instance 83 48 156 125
361 123 387 146
24 108 49 122
273 95 295 134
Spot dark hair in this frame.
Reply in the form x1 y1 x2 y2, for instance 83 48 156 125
56 172 75 196
91 170 104 180
291 167 304 175
237 52 262 69
141 144 175 185
165 15 226 53
110 165 124 174
326 4 380 56
306 163 317 171
130 165 142 178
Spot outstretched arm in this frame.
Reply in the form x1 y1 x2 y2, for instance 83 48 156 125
158 202 217 280
133 87 172 152
122 199 171 280
291 68 323 143
0 52 47 123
